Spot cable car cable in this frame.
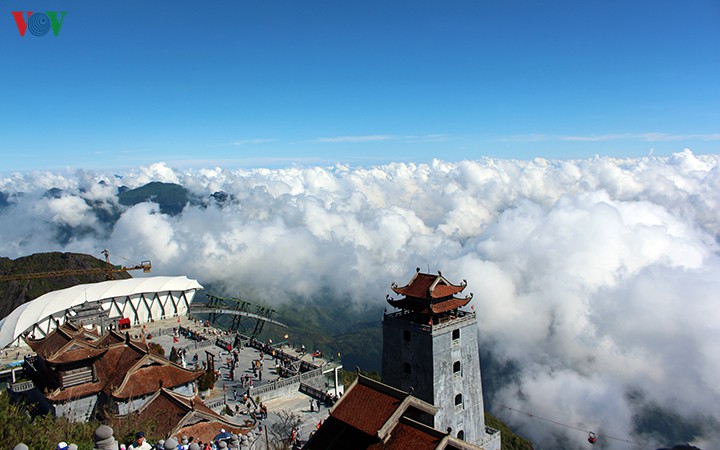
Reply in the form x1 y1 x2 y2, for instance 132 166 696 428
495 402 641 445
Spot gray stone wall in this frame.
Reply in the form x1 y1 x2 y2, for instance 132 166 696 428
382 312 498 448
53 395 98 422
429 317 486 445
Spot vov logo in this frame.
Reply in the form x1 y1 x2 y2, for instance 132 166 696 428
12 12 67 37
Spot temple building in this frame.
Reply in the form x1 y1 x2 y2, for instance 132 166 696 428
19 322 203 422
304 373 483 449
382 269 501 450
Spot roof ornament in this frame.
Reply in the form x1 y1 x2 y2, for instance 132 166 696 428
438 270 442 276
461 279 467 286
391 282 397 289
416 267 420 272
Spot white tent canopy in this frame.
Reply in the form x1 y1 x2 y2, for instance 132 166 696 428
0 276 203 349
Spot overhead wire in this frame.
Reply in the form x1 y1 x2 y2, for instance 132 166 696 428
495 402 642 446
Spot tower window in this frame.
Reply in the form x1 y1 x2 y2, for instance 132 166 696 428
452 329 460 341
403 330 411 342
457 430 465 440
455 393 463 407
403 362 412 375
453 361 461 375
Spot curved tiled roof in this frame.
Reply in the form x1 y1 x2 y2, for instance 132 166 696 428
0 276 202 348
391 272 466 300
386 295 472 314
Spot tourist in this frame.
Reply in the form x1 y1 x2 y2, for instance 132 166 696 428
57 443 69 450
129 431 152 450
309 398 314 412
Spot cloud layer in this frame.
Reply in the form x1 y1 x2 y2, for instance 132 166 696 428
1 150 719 448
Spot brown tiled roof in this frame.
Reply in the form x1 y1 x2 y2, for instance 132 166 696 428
113 362 202 399
386 296 471 315
303 416 375 450
368 419 442 450
331 382 404 436
32 326 197 403
305 375 478 450
391 272 466 300
27 325 73 357
96 330 125 346
46 379 105 401
133 389 245 441
45 342 106 364
134 389 191 437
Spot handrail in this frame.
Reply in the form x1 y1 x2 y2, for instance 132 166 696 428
9 380 35 393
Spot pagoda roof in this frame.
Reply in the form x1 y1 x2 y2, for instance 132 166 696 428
112 354 203 399
29 325 202 403
386 296 472 315
26 322 108 363
391 271 466 300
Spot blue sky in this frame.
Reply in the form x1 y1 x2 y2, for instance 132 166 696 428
1 0 719 172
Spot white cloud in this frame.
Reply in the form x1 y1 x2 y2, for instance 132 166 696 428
1 150 719 448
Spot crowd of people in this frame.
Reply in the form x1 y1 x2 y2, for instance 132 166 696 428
13 426 262 450
11 326 340 450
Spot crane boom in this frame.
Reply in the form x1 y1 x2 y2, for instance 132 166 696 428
0 250 151 282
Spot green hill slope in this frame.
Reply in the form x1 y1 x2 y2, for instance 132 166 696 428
0 252 132 320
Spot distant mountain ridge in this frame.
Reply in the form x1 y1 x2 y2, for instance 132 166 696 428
118 181 191 216
0 252 132 320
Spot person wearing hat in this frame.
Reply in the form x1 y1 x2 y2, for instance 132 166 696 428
58 442 69 450
129 431 152 450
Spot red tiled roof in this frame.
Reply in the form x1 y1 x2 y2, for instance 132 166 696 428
45 343 106 364
391 273 466 300
133 389 246 441
331 382 404 436
32 326 197 403
174 422 245 444
27 326 73 357
113 363 202 399
386 296 471 314
305 375 475 450
430 297 472 314
96 330 125 346
368 420 442 450
47 379 105 401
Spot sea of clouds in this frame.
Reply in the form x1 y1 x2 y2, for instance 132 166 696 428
1 149 719 448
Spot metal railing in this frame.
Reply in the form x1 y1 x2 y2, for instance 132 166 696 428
9 380 35 393
250 367 324 397
384 310 476 333
204 396 227 410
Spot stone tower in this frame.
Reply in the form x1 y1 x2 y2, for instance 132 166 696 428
382 269 500 449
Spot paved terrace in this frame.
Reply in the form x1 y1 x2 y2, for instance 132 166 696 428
2 315 342 446
137 317 342 445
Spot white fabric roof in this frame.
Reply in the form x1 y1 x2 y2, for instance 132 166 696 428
0 276 203 349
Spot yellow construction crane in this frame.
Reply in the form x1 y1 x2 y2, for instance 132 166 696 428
0 250 151 282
